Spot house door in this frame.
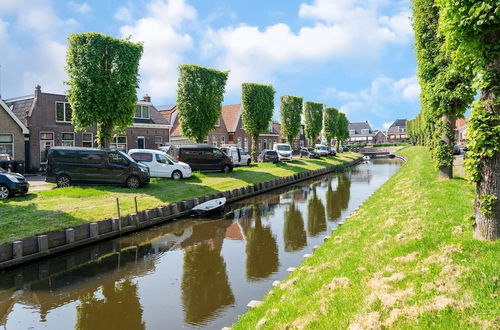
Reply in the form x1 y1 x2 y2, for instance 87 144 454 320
137 137 145 149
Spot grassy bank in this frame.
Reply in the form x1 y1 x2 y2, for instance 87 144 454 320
0 153 359 244
233 147 500 329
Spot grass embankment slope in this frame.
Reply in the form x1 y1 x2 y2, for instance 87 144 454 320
0 153 359 244
234 146 500 329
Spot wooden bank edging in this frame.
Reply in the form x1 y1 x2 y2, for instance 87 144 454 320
0 157 363 270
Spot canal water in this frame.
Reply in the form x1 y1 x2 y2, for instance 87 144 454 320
0 159 401 330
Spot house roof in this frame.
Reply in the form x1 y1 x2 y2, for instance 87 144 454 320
272 123 281 136
221 104 241 132
387 119 407 134
5 96 35 126
348 121 373 135
455 118 467 129
0 99 30 134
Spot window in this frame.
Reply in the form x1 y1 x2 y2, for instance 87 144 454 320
135 105 150 119
361 129 369 134
82 133 93 148
156 153 170 164
221 136 225 144
155 136 162 148
212 136 218 146
62 133 75 147
349 129 355 135
108 152 127 165
110 136 127 151
130 152 153 162
399 127 406 133
212 149 224 157
237 137 242 148
215 118 221 127
0 134 14 158
40 132 54 164
244 137 249 152
56 102 72 122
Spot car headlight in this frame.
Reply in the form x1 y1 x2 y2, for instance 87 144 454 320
6 174 19 183
183 165 190 170
140 167 148 173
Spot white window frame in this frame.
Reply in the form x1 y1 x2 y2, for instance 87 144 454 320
61 132 75 147
154 136 162 147
221 136 225 144
0 134 14 158
244 137 249 152
55 102 72 123
361 129 369 134
215 118 221 127
40 132 54 164
82 133 93 148
349 129 355 135
237 137 242 148
134 105 150 119
110 136 127 151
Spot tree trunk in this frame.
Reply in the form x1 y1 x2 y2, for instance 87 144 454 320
438 113 455 180
252 134 259 162
473 87 500 240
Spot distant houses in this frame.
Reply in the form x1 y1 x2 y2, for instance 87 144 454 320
386 119 408 143
347 121 375 144
347 119 408 145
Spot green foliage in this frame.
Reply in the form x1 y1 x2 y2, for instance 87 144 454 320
241 83 276 158
176 65 229 143
337 112 350 146
431 118 455 169
280 95 303 146
65 32 143 148
323 107 339 147
479 194 498 218
303 101 323 144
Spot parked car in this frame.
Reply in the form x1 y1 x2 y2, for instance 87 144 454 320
299 147 321 159
342 146 350 152
315 144 329 156
46 147 150 188
169 145 233 172
453 145 461 155
258 150 280 163
273 143 293 161
0 154 12 161
129 149 191 179
328 147 337 156
220 145 251 166
0 167 29 199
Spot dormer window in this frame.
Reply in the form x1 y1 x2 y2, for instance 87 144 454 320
215 117 221 127
399 127 405 133
361 129 369 134
56 102 72 123
349 129 355 135
135 105 150 119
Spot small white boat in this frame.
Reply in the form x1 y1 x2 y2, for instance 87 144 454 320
363 155 371 160
191 197 226 216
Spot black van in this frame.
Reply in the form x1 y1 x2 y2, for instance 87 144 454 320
46 147 150 188
169 145 233 172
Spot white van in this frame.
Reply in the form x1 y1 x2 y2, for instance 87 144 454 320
128 149 192 179
315 144 329 156
273 143 293 161
220 145 251 166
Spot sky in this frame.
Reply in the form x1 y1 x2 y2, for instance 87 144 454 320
0 0 420 131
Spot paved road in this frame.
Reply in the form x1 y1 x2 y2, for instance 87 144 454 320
453 154 466 178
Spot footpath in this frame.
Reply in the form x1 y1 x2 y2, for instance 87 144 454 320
233 146 500 329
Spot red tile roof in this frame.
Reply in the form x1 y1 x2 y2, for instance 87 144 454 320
221 104 241 132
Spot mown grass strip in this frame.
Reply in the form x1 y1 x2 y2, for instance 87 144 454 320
233 146 500 329
0 153 359 244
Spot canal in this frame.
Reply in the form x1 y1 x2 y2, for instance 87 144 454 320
0 159 401 329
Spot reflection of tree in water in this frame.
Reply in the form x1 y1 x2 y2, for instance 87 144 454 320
307 187 326 236
283 203 307 252
180 220 234 326
245 206 279 281
76 279 145 330
326 174 351 222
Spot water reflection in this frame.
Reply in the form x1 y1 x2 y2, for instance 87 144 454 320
283 203 307 252
244 206 279 281
0 159 402 329
326 174 351 221
307 187 327 236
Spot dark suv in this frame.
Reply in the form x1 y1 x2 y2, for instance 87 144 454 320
169 145 233 172
46 147 150 188
0 168 29 199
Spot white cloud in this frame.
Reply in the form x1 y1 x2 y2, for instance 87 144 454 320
120 0 197 99
114 7 132 22
382 122 392 130
69 2 92 14
203 0 413 93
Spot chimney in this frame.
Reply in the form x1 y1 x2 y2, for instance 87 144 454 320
35 84 41 98
143 94 151 103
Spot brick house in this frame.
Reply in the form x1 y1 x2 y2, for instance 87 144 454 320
273 122 308 149
6 85 170 170
386 119 408 143
161 104 280 152
455 117 467 145
347 121 375 145
373 130 387 144
0 98 29 161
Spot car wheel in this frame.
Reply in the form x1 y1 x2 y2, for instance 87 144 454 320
56 175 71 188
126 175 140 189
0 185 10 200
222 165 231 173
247 159 251 166
172 170 183 180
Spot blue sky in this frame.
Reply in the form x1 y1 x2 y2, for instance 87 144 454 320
0 0 420 130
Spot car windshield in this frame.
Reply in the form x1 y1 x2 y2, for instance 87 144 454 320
267 151 277 155
119 150 136 163
0 168 6 173
277 145 291 151
307 148 315 152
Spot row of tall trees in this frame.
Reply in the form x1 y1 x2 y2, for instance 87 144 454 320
409 0 499 240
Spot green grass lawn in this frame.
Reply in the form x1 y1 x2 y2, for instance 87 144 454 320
0 153 360 244
233 146 500 329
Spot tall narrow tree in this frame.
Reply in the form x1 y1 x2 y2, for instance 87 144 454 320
323 107 339 148
336 112 350 148
437 0 499 240
241 83 276 160
66 33 143 148
303 102 323 145
176 65 229 143
280 95 303 147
